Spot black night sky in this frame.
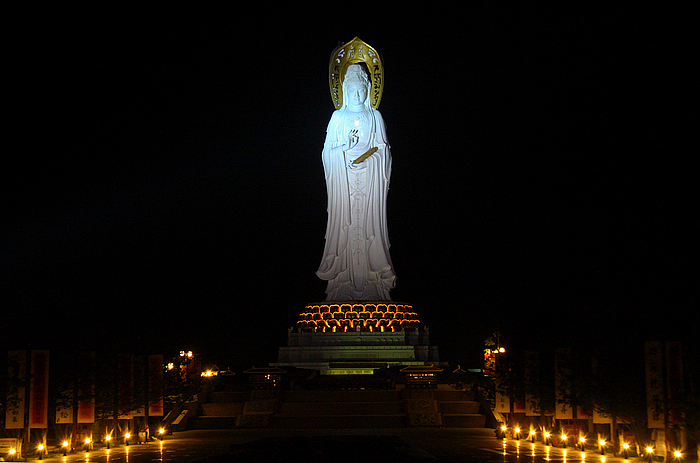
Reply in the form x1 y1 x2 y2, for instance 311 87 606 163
2 7 694 369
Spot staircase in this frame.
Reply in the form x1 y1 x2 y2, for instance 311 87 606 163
273 390 406 428
435 390 486 428
185 387 486 429
188 391 248 429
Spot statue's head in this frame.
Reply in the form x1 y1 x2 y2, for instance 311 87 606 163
343 64 371 109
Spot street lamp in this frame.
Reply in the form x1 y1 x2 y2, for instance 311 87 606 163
561 433 568 448
84 437 91 453
9 448 16 461
673 450 683 460
599 439 606 455
497 425 507 439
37 444 44 460
579 436 586 452
529 429 536 443
125 432 131 446
646 446 654 463
514 427 521 440
63 441 69 456
544 431 551 446
622 442 630 459
105 434 111 449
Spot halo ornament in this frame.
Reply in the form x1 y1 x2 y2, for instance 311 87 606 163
329 37 384 110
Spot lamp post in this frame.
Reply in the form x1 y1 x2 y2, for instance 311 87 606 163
125 432 131 446
599 439 606 455
37 444 44 460
646 446 654 463
579 436 586 452
497 425 507 440
622 442 630 459
529 429 536 443
84 437 91 453
9 448 16 461
543 431 551 446
105 434 111 449
63 441 69 456
561 433 568 448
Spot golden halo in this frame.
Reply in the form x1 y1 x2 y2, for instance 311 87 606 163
329 37 384 110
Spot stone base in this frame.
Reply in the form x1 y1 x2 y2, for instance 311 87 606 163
272 301 441 374
296 301 420 332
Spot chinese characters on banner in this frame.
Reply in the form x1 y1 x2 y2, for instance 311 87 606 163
55 398 73 424
5 351 26 429
495 387 510 414
29 351 49 428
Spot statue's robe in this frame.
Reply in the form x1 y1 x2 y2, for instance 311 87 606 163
316 107 396 301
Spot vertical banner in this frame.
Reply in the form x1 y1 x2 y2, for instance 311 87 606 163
525 351 540 417
29 350 49 428
593 408 612 424
495 388 511 414
77 352 95 424
5 351 26 429
133 356 146 417
645 341 665 428
514 398 526 413
577 406 592 419
494 352 510 415
118 354 134 419
77 393 95 423
148 355 164 416
55 405 73 424
55 385 73 424
526 395 540 416
555 348 573 420
665 342 683 425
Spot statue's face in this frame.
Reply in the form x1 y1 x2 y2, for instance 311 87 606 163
347 81 368 107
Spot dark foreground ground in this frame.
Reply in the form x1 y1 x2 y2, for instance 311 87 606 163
215 434 441 462
29 428 659 463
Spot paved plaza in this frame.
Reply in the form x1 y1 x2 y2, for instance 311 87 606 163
19 428 659 463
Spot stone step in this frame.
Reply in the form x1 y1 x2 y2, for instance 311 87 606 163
282 390 402 403
210 391 249 403
200 403 244 416
439 401 480 414
434 390 474 402
272 414 407 429
279 401 404 415
188 416 238 429
442 414 487 428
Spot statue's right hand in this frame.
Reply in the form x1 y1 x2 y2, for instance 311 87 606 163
347 129 359 150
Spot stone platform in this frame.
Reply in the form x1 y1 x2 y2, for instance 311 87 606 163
272 302 441 374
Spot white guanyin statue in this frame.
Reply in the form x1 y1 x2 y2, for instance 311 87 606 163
316 61 396 301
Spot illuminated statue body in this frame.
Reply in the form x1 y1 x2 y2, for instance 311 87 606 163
274 39 442 375
316 64 396 300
